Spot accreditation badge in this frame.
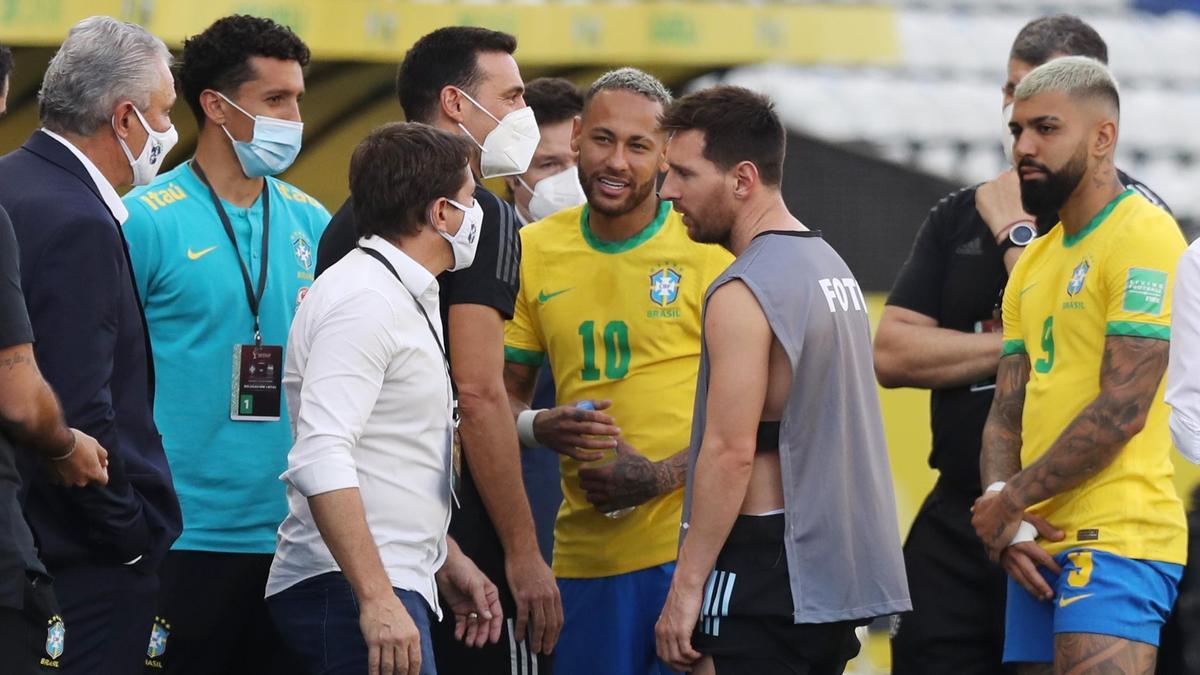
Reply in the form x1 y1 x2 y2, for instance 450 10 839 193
230 344 283 421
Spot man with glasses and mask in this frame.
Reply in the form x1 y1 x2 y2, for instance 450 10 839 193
0 16 182 675
316 26 562 675
121 15 328 674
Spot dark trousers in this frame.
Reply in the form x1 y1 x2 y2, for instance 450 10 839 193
267 571 436 675
0 573 61 674
890 481 1013 675
52 563 158 675
145 550 304 674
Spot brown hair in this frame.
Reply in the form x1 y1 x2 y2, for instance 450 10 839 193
349 122 474 240
659 85 785 187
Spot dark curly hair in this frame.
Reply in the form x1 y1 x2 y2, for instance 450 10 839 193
179 15 310 124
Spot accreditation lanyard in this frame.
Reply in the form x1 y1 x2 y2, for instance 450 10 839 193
192 161 270 344
359 245 462 493
358 246 459 415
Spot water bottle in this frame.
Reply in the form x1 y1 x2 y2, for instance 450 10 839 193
577 400 635 519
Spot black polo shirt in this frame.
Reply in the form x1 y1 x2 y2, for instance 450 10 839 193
0 205 49 610
886 170 1168 495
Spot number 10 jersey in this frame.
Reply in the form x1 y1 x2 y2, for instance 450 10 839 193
505 201 733 578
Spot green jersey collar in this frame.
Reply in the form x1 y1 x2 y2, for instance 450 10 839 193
580 200 670 254
1063 188 1135 248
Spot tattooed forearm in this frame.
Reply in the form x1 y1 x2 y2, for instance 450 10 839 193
1009 336 1168 509
655 450 689 493
980 354 1030 486
502 361 539 416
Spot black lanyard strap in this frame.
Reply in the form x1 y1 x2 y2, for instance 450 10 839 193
358 246 459 409
192 161 270 344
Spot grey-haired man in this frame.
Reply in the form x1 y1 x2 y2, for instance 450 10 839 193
0 17 182 675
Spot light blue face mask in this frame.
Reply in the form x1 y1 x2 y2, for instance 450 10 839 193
217 92 304 177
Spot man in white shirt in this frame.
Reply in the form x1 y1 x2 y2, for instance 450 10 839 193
267 122 504 675
1168 239 1200 465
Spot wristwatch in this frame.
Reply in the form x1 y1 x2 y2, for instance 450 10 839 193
998 220 1037 253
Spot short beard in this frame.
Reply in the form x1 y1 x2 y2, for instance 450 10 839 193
1019 143 1088 217
580 166 657 218
682 202 736 248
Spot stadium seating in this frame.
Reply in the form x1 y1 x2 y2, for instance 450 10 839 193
707 5 1200 231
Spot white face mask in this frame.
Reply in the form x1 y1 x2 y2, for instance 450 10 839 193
1002 102 1015 165
456 89 540 179
439 197 484 272
114 105 178 186
519 166 586 221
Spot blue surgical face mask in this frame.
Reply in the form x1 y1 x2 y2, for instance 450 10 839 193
217 92 303 177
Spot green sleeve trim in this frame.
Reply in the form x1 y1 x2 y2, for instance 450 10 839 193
1002 339 1027 356
1106 321 1170 341
504 346 546 366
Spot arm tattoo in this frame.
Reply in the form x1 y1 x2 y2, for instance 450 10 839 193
1010 336 1168 508
980 354 1030 486
0 353 33 371
502 361 538 409
608 449 689 506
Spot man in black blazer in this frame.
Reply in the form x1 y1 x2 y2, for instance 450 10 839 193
0 17 181 675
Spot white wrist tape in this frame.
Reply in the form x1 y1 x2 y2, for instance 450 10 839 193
984 481 1038 546
517 409 545 448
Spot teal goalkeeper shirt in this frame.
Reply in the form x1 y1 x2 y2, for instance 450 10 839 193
123 161 330 553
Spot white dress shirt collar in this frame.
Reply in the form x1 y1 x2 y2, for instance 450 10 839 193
357 236 438 300
40 128 130 225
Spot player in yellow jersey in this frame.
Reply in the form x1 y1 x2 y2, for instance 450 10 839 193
503 68 732 675
972 57 1187 672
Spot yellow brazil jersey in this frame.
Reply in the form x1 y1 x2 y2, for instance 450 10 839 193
505 201 733 578
1001 190 1187 564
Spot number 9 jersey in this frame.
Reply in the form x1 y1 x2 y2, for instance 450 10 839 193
504 202 733 578
1001 189 1188 565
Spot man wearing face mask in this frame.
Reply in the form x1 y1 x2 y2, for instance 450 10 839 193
0 17 182 675
503 77 587 226
120 16 328 674
316 26 562 675
268 121 505 675
875 15 1170 675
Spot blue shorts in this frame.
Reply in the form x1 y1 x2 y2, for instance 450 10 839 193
1003 548 1182 664
555 563 679 675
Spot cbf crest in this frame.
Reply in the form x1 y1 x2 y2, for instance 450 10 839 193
650 268 682 307
292 233 313 271
146 616 171 660
1067 260 1091 296
46 615 65 660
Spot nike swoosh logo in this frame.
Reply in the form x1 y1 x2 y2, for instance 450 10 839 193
1019 283 1038 297
537 288 572 303
1057 593 1094 608
187 246 218 261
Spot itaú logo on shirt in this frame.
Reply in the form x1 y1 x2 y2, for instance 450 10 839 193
818 277 866 314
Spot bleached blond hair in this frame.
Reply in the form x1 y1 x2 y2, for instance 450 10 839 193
1014 55 1119 115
